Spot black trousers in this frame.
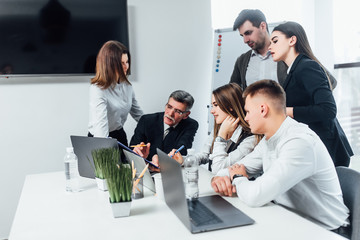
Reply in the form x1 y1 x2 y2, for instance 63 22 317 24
88 128 128 163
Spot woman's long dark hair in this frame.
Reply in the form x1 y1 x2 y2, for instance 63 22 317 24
211 83 261 152
273 21 332 89
91 40 131 89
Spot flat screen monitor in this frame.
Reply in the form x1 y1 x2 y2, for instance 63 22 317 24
0 0 129 76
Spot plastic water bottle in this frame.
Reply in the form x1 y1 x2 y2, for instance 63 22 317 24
64 147 80 192
184 149 199 200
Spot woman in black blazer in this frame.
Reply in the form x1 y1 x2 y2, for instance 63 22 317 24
268 21 353 167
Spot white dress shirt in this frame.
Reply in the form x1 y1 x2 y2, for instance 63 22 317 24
245 50 278 86
88 81 143 137
217 117 349 230
163 122 179 139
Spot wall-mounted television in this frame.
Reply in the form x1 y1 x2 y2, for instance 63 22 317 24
0 0 129 75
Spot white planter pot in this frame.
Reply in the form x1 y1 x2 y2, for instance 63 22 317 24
110 200 131 218
95 177 108 191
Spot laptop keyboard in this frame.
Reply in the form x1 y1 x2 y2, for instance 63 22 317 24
187 199 223 226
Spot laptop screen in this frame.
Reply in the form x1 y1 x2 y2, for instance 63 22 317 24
70 136 118 178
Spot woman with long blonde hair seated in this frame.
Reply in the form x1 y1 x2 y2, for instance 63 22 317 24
171 83 261 174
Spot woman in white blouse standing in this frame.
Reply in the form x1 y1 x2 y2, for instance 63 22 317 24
171 83 262 174
88 40 143 146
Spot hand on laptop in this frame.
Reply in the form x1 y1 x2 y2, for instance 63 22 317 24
133 142 150 159
211 176 236 197
149 154 160 173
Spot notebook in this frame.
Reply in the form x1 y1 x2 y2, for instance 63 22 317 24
157 148 255 233
123 150 156 193
70 135 118 178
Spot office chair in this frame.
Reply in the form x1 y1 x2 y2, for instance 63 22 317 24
336 166 360 240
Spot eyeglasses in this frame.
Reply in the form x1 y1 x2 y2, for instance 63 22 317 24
165 103 187 115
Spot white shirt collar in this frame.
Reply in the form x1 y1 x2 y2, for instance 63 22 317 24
266 117 293 148
287 59 296 74
230 125 243 143
164 123 178 131
251 50 272 60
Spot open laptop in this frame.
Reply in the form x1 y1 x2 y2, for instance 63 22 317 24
70 135 118 178
123 150 156 193
157 148 254 233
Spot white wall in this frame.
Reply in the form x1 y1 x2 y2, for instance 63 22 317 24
0 0 212 238
0 77 90 238
314 0 334 71
124 0 212 149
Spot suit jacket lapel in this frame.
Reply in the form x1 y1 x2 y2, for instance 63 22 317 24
163 119 185 146
155 113 165 149
283 72 292 90
282 54 303 90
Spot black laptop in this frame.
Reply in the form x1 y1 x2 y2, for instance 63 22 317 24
70 136 118 178
157 148 254 233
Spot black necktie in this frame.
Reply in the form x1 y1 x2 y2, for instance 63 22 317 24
163 127 173 139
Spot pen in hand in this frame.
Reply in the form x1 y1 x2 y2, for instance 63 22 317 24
170 145 185 158
130 144 147 148
116 140 159 169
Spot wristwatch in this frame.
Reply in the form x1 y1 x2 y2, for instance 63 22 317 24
232 174 244 182
215 136 227 142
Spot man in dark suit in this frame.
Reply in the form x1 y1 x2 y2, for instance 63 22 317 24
130 90 198 171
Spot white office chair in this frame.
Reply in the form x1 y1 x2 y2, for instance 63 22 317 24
336 166 360 240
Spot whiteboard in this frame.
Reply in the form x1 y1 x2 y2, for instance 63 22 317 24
208 28 249 134
211 28 249 91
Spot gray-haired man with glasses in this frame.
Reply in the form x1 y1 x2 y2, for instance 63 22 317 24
130 90 198 171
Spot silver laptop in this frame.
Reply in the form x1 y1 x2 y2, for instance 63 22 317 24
70 135 118 178
157 148 254 233
123 150 156 193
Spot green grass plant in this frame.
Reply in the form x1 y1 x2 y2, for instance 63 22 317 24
105 163 133 203
92 147 132 203
91 147 120 179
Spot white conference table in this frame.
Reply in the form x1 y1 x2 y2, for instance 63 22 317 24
9 167 346 240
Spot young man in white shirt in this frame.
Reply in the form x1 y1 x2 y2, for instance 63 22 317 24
211 80 349 235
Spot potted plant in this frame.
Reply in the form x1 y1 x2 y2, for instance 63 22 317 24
90 147 120 191
103 152 133 218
